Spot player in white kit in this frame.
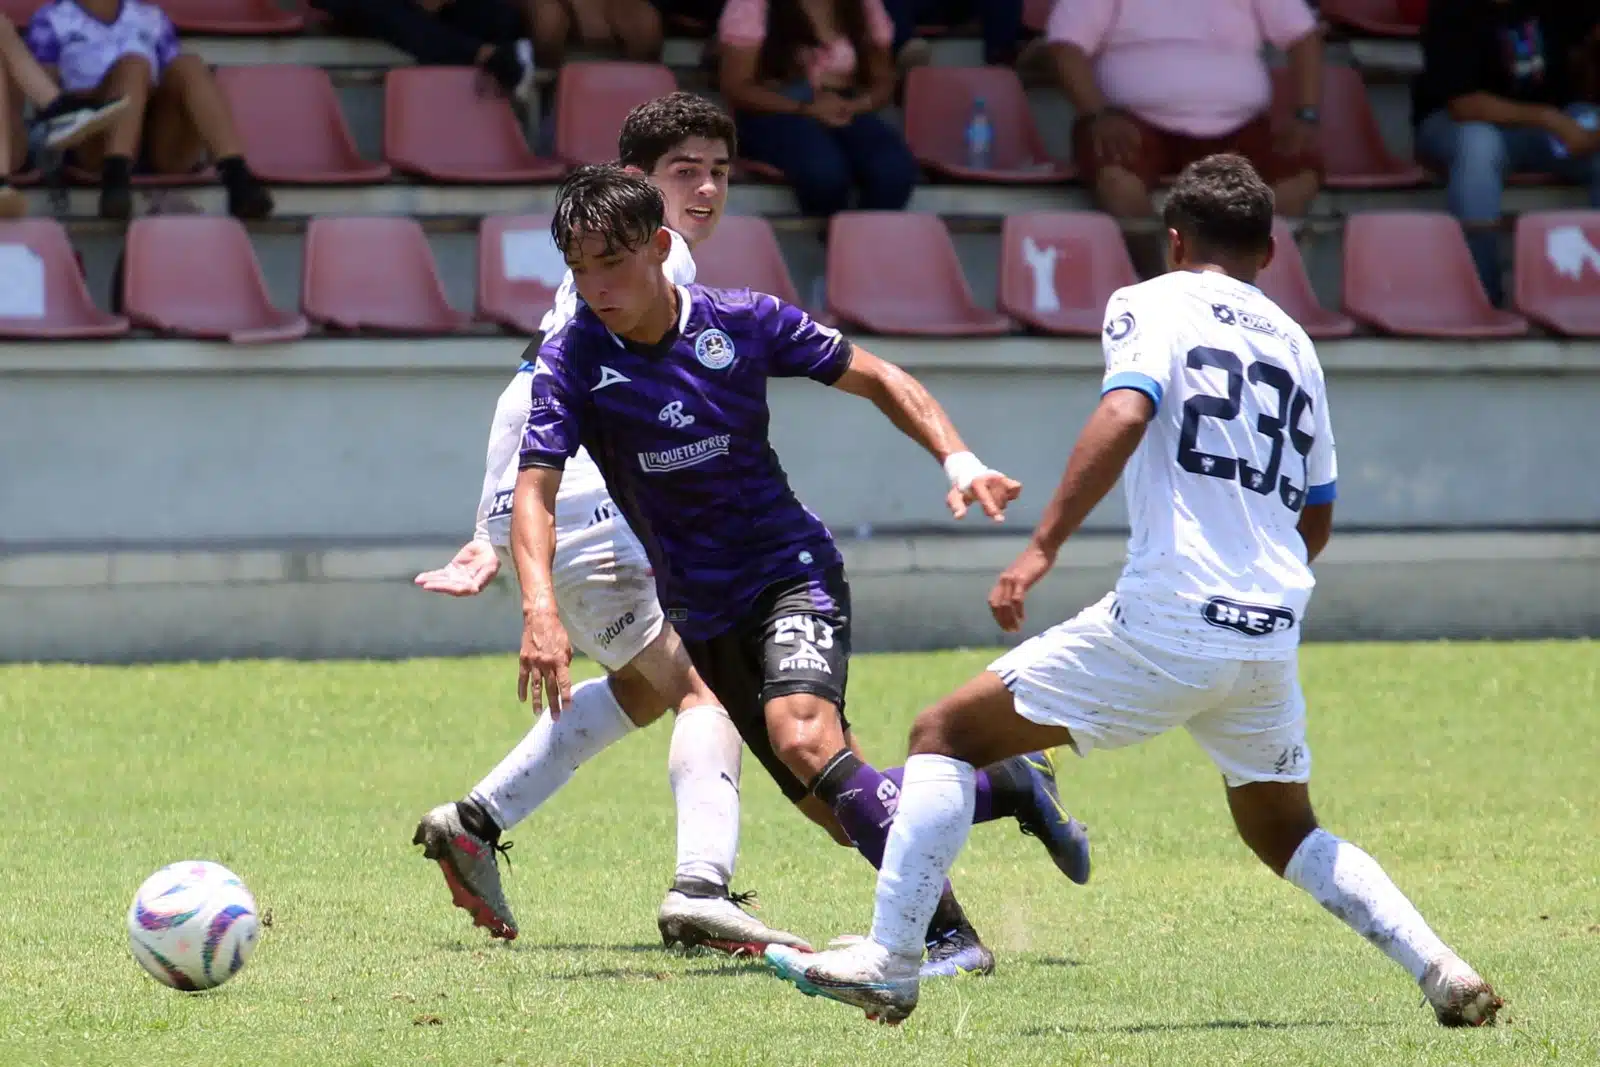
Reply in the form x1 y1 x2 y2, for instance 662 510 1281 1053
411 94 807 956
766 155 1503 1027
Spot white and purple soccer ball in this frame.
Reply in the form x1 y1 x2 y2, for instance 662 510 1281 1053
127 861 260 991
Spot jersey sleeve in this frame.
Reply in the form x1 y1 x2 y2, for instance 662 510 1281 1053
1304 368 1338 506
474 369 534 541
663 230 697 285
153 8 181 67
762 295 854 384
25 8 62 65
1099 288 1171 409
517 335 588 472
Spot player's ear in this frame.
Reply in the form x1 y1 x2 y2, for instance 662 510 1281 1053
652 227 672 260
1259 233 1278 274
1164 227 1183 272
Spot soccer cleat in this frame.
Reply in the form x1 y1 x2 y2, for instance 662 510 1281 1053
30 94 129 152
920 923 996 979
1421 956 1503 1027
765 941 921 1025
658 880 812 957
1011 750 1092 885
411 802 517 940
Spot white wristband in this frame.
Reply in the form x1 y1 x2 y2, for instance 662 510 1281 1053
942 451 989 492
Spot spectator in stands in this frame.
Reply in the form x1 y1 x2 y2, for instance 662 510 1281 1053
883 0 1025 69
24 0 274 221
0 18 128 217
718 0 918 219
531 0 664 64
1413 2 1600 305
311 0 535 99
1050 0 1324 274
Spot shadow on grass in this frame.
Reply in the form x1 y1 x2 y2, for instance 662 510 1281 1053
437 941 663 954
1023 1019 1355 1037
544 961 770 983
1033 957 1085 968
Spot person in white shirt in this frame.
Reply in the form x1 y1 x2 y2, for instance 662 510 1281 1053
411 93 809 958
765 154 1503 1030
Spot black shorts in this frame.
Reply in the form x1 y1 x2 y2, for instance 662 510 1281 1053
682 566 853 802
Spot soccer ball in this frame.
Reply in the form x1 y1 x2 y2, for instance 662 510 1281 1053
127 861 260 991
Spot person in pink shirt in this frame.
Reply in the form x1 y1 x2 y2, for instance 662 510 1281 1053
1049 0 1324 266
718 0 918 218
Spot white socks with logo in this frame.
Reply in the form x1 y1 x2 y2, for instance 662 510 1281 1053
869 754 977 959
668 703 743 888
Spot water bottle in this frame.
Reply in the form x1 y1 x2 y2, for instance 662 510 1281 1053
1551 104 1599 159
965 96 993 170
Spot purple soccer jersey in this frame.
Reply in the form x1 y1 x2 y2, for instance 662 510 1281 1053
519 285 852 641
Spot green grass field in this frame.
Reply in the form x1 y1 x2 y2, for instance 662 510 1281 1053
2 642 1596 1066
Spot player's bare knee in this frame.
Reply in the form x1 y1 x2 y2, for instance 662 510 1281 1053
103 54 155 95
766 693 844 780
605 667 668 728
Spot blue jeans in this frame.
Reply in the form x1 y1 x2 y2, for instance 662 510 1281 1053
1415 109 1600 305
736 110 919 218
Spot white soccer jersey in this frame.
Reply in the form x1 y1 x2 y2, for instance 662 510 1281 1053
1099 269 1337 659
476 229 696 544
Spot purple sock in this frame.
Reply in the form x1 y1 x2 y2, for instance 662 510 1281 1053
883 765 996 824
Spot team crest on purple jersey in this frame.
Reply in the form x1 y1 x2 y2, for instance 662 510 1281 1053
694 328 736 370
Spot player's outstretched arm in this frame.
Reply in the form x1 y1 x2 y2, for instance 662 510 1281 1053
510 464 573 716
831 347 1021 521
990 388 1153 632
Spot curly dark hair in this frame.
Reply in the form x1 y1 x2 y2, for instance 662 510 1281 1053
757 0 872 89
617 92 737 173
551 164 666 259
1162 154 1275 258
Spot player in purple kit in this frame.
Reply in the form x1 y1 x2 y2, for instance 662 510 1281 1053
509 165 1091 977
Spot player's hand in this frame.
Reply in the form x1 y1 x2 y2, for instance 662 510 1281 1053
947 471 1022 522
1091 111 1141 167
518 607 573 716
988 541 1055 633
1548 112 1600 157
808 94 855 128
414 540 500 597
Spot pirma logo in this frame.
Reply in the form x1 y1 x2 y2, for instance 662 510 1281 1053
778 640 831 674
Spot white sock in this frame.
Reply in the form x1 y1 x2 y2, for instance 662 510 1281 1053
668 704 742 888
469 677 635 830
1284 828 1453 981
869 754 976 959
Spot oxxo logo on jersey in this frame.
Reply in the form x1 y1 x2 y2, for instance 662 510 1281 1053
1201 596 1296 637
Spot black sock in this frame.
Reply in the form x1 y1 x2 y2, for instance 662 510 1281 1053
102 154 132 186
980 756 1034 821
926 889 974 943
215 154 251 187
484 43 522 93
454 798 500 844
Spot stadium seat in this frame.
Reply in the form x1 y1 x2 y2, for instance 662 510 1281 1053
218 66 390 184
1022 0 1051 32
384 68 566 183
826 212 1010 336
904 66 1072 184
1257 218 1357 339
554 62 678 166
303 216 469 334
123 216 307 342
1271 66 1425 189
997 212 1136 335
1513 211 1600 336
477 214 562 335
1343 212 1527 337
159 0 304 32
0 219 128 338
693 214 803 306
1318 0 1425 37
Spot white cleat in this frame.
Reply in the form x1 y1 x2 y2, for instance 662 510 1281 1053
1421 956 1503 1027
658 884 811 957
764 940 922 1025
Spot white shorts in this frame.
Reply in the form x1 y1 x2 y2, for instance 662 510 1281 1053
495 515 664 673
990 593 1310 787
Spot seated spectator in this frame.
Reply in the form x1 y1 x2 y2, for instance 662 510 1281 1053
883 0 1025 69
531 0 663 64
1413 1 1600 305
718 0 918 219
1 17 128 216
1050 0 1323 273
25 0 274 221
312 0 535 100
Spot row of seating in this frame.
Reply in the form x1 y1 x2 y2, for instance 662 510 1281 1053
10 62 1446 191
4 209 1597 341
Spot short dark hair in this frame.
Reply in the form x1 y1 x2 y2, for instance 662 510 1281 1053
617 92 737 172
551 164 666 258
1162 154 1275 258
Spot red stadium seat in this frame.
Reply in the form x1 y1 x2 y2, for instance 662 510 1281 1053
303 217 469 334
693 215 803 306
384 68 566 183
554 62 678 166
0 219 128 338
477 214 562 335
159 0 303 32
997 212 1135 335
124 216 307 342
826 212 1010 336
1513 211 1600 336
1318 0 1425 37
1342 212 1527 337
1022 0 1052 33
218 66 390 184
1271 66 1425 189
1257 218 1357 339
904 66 1071 184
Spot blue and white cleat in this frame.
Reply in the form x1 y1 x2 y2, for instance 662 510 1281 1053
765 941 921 1025
1011 750 1091 885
